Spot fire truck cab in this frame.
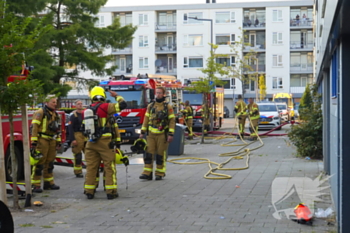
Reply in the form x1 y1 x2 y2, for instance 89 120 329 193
99 75 183 141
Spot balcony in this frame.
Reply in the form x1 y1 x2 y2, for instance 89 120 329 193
290 19 313 28
290 86 306 93
243 64 266 72
290 65 313 73
243 44 265 52
155 44 177 54
155 66 177 75
111 47 132 55
242 20 266 30
290 41 313 50
155 22 176 32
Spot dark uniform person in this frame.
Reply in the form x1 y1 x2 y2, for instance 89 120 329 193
199 104 212 136
68 100 86 178
139 86 175 180
181 101 194 140
234 95 247 139
247 98 260 140
83 86 126 200
30 95 61 193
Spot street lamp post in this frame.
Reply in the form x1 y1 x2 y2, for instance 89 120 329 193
186 16 215 131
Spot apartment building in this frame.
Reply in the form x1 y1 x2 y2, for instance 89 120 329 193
91 0 314 114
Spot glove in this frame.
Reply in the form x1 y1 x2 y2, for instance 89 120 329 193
121 157 129 166
116 143 121 149
31 142 37 148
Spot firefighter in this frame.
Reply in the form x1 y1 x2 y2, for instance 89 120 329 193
68 100 86 178
30 95 61 193
139 86 175 181
199 104 212 136
247 98 260 141
234 95 247 139
83 86 127 200
181 101 194 140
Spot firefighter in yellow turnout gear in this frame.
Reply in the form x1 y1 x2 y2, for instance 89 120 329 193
247 98 260 141
234 95 247 139
199 104 212 136
181 101 193 140
30 96 61 193
68 100 86 178
83 86 127 200
139 87 176 180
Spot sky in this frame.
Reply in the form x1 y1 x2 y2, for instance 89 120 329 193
105 0 276 7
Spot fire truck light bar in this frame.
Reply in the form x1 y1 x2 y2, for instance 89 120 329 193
134 80 148 85
100 81 110 85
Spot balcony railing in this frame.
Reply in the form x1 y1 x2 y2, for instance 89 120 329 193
111 47 132 53
290 19 313 27
155 44 177 52
113 68 132 75
155 66 177 74
243 44 265 50
243 64 266 72
155 22 177 31
290 86 306 93
290 41 313 49
290 65 313 72
243 20 266 28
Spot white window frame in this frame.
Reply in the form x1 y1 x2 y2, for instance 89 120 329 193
139 35 149 47
183 34 203 46
215 11 236 23
183 56 203 68
230 34 236 45
272 10 283 22
95 15 105 27
272 77 283 89
272 54 283 67
230 56 236 67
272 32 283 45
139 57 149 69
183 12 203 24
139 14 148 26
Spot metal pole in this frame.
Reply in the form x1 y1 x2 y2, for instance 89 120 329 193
0 109 8 205
21 105 32 207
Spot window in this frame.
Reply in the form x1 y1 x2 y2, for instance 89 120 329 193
290 74 313 87
184 34 203 46
95 15 105 27
184 57 203 68
230 56 236 66
272 54 283 67
273 77 283 89
139 57 148 69
139 35 148 47
183 12 203 24
272 32 283 45
272 10 283 22
139 14 148 26
215 11 235 23
216 57 230 66
115 13 132 27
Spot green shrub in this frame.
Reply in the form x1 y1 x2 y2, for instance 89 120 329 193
288 84 323 159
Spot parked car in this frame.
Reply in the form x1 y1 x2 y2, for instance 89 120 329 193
257 102 282 130
224 106 230 118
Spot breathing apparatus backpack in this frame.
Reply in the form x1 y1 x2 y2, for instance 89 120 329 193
84 103 103 142
149 101 169 131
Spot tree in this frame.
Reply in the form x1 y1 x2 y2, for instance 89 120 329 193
288 84 323 159
0 2 49 208
185 44 227 143
299 84 312 120
258 74 266 101
7 0 137 97
226 29 259 100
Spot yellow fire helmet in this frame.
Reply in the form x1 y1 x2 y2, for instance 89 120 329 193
90 86 106 101
115 148 129 166
130 138 147 154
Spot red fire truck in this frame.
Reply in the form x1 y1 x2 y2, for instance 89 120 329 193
182 87 224 131
99 76 183 141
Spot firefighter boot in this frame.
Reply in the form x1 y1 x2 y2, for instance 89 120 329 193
155 174 165 180
32 186 43 193
139 174 153 180
86 193 94 199
43 182 60 190
107 193 119 200
76 173 84 178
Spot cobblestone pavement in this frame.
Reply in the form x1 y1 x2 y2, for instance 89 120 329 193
10 118 336 233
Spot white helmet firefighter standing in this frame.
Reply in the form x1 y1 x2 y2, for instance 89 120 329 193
83 86 127 200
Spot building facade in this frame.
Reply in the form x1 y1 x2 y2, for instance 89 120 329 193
314 0 350 231
80 0 314 116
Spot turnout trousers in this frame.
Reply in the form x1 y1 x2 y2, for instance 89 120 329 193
72 132 86 175
31 137 57 187
142 133 168 177
250 119 259 138
238 115 247 136
185 118 193 137
84 136 117 195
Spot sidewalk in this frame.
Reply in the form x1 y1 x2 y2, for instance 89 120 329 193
10 121 336 233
